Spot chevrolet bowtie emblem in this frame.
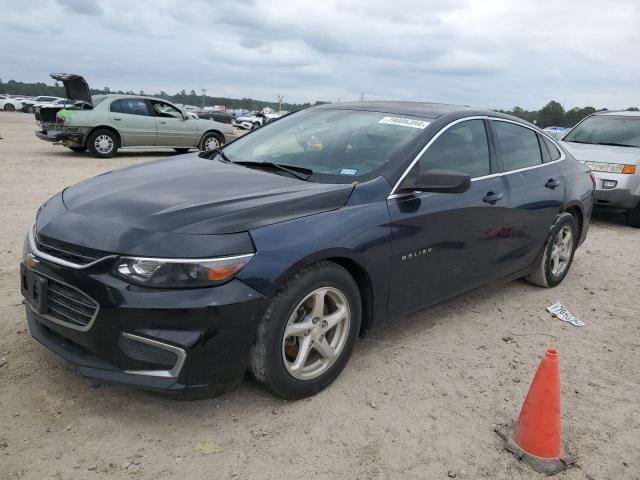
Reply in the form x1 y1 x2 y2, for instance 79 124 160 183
26 253 40 269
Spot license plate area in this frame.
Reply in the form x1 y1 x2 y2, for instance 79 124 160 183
21 265 48 314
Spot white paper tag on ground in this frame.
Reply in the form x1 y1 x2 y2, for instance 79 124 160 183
378 116 430 129
547 301 585 327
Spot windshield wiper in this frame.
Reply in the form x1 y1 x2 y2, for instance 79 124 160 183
234 161 314 181
595 142 639 148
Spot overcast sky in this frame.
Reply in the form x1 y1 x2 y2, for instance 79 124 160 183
1 0 638 109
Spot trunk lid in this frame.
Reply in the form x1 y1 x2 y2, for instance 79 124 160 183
50 73 92 105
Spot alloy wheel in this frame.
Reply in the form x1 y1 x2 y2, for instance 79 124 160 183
282 287 351 380
550 225 573 277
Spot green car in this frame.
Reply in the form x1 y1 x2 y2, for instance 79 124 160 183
35 74 234 158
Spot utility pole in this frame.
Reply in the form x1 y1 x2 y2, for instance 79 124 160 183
277 95 283 112
201 88 206 109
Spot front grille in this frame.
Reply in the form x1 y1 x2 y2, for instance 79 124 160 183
45 279 99 328
36 234 106 266
118 336 177 368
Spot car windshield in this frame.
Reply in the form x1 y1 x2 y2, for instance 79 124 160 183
564 115 640 148
223 108 430 183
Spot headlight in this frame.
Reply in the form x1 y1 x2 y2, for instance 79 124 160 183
583 161 636 174
114 254 254 288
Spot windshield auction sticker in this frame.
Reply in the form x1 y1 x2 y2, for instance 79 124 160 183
378 116 430 129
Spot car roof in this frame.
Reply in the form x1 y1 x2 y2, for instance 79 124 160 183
316 101 475 119
97 94 174 103
593 110 640 117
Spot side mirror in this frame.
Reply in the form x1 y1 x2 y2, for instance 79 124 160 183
398 169 471 194
182 111 190 120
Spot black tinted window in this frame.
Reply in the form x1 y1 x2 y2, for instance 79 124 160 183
543 137 561 161
418 120 490 178
110 99 150 116
494 121 541 170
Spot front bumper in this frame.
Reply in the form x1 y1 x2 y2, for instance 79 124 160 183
22 253 267 397
592 172 640 210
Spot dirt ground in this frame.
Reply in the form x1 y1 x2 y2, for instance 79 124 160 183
0 111 638 480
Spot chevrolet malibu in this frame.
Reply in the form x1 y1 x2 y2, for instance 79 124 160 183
21 102 594 399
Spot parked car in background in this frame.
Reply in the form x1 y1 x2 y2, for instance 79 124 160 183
233 112 267 129
543 126 567 139
35 73 234 157
22 101 594 399
21 96 65 113
561 110 640 227
0 94 23 111
195 109 233 125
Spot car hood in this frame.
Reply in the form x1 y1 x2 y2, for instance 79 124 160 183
59 154 355 236
561 141 640 165
50 73 92 105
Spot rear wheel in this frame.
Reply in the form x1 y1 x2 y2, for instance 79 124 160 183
68 146 87 153
525 212 578 287
4 104 15 112
199 132 223 151
626 203 640 228
87 129 118 158
252 122 260 129
249 261 361 399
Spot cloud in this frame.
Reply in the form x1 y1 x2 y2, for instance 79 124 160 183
0 0 638 109
57 0 104 16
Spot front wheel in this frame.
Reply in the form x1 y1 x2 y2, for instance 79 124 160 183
199 132 223 151
249 261 361 399
87 129 118 158
525 212 578 287
4 104 15 112
626 203 640 228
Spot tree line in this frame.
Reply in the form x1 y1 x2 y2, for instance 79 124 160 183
1 78 638 122
497 101 639 128
0 78 324 112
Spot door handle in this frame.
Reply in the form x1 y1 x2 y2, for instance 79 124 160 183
159 121 166 125
483 191 503 204
113 117 121 121
545 178 560 189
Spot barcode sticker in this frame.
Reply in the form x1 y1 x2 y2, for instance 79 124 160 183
378 116 430 129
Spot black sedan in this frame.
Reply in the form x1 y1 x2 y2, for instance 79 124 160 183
21 102 594 399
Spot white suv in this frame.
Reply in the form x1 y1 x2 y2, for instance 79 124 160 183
561 110 640 227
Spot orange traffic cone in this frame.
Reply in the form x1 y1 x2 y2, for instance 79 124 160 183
495 348 575 475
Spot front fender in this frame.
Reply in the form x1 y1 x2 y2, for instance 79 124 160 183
237 201 392 328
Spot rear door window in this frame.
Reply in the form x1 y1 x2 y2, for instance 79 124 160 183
418 119 490 178
493 121 542 170
110 99 151 116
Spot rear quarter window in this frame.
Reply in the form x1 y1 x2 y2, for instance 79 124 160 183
543 137 561 161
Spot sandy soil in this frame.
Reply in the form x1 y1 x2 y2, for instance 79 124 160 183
0 111 638 480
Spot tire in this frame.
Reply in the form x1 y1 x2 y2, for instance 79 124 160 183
68 146 87 153
87 129 118 158
199 132 223 151
249 261 361 399
525 212 578 287
626 203 640 228
252 122 260 130
173 148 191 154
4 104 15 112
